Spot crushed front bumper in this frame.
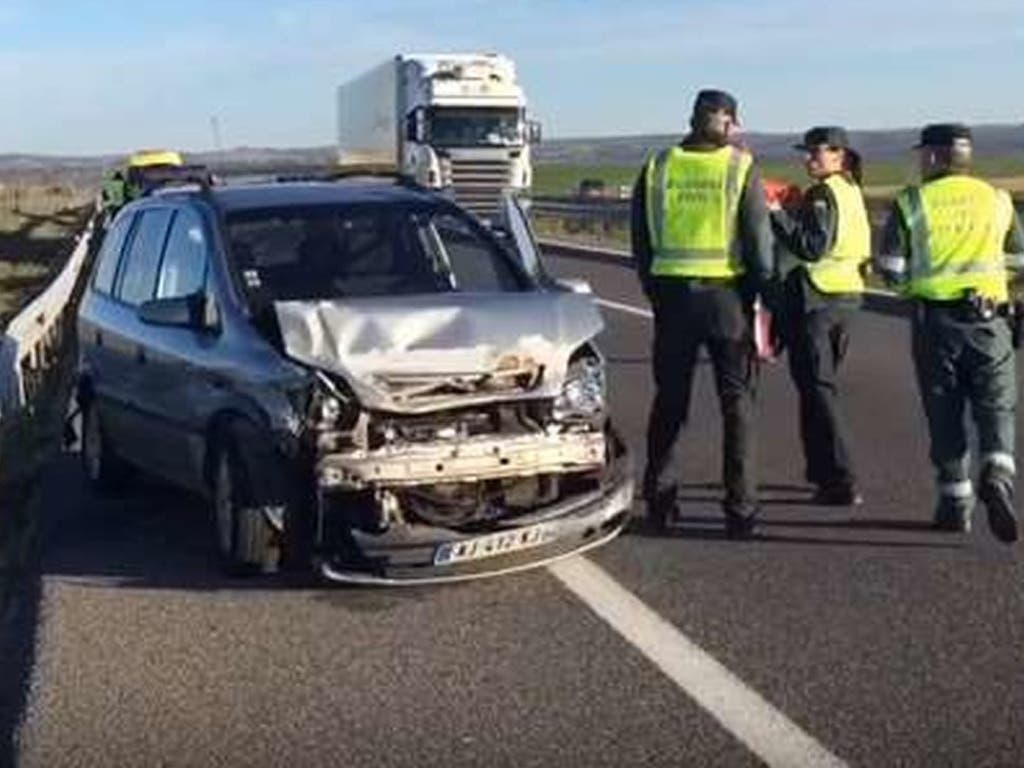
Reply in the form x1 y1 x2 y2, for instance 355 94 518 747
315 452 633 586
316 430 607 489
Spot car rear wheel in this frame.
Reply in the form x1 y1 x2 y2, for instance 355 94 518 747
211 435 278 575
80 400 129 494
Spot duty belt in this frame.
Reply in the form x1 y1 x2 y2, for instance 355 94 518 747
919 295 1013 323
674 276 741 288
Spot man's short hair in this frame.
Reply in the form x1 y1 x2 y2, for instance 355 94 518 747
691 89 738 120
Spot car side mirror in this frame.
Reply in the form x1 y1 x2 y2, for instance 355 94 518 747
556 277 593 295
527 120 542 145
138 292 214 331
406 108 425 143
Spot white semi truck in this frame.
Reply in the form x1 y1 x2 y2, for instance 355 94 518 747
337 53 540 218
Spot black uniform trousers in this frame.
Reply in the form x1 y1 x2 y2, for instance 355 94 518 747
782 276 858 489
911 304 1016 497
642 279 758 516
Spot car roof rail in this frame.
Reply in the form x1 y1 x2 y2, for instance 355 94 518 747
134 164 216 197
274 169 425 189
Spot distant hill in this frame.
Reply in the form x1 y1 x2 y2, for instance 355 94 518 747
0 146 337 185
1 124 1020 184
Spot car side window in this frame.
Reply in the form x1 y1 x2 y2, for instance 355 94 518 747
92 212 135 295
115 208 173 306
156 208 208 299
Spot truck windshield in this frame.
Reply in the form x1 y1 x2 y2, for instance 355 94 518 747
427 108 521 148
226 203 529 305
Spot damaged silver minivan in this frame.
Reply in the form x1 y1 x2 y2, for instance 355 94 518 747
76 177 632 584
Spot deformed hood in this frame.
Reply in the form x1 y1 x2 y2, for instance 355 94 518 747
274 292 603 412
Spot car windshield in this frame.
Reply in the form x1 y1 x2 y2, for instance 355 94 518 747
427 108 521 147
226 203 529 305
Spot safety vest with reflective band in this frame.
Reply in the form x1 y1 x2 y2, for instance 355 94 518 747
645 146 752 278
805 174 871 294
895 175 1014 302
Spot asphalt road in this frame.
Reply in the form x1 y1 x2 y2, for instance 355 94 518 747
3 246 1024 767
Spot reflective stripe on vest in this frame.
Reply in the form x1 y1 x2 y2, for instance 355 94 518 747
806 174 871 294
645 146 752 278
896 175 1011 302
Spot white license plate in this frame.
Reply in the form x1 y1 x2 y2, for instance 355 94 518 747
433 524 554 566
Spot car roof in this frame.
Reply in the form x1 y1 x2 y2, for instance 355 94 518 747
205 181 450 214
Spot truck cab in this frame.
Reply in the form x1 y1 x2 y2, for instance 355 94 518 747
338 53 541 222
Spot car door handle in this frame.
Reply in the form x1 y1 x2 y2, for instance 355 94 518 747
135 347 147 365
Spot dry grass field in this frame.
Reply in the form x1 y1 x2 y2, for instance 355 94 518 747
0 184 94 328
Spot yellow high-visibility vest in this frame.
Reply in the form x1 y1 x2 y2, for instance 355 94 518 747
645 146 752 278
896 174 1013 302
805 174 871 294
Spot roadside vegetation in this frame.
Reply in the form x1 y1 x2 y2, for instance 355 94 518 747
0 185 94 328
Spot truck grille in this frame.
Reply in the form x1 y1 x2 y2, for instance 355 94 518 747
450 159 511 218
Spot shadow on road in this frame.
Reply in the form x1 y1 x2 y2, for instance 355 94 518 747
32 460 320 593
623 513 965 550
0 443 459 767
622 480 966 550
10 448 517 605
0 538 41 768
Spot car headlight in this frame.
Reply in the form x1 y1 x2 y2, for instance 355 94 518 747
304 371 359 432
553 353 605 421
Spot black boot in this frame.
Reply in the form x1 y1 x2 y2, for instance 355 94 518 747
978 467 1018 544
723 501 758 540
932 497 972 533
811 482 864 507
644 487 677 535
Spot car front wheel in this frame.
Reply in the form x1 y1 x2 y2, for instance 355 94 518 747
211 436 278 575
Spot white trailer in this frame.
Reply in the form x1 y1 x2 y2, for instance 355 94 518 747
337 53 540 218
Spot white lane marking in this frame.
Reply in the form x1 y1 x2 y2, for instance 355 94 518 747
595 297 653 319
549 557 849 768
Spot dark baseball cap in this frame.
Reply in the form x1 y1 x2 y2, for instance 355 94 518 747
914 123 973 148
692 89 739 119
794 126 851 151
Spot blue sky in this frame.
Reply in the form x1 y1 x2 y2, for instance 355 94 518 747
1 0 1022 154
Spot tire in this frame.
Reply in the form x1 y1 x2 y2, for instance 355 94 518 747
80 400 130 494
210 430 280 576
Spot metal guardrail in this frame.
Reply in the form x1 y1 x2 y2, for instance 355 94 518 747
530 195 891 239
537 237 910 318
532 195 1023 243
0 213 97 420
531 197 630 215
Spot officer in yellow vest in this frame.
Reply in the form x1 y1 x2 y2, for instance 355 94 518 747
770 126 871 506
632 89 774 538
876 123 1024 542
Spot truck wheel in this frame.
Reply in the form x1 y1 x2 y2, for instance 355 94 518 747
211 436 278 576
80 400 130 494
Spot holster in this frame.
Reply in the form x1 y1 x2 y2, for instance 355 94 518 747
1011 301 1024 350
